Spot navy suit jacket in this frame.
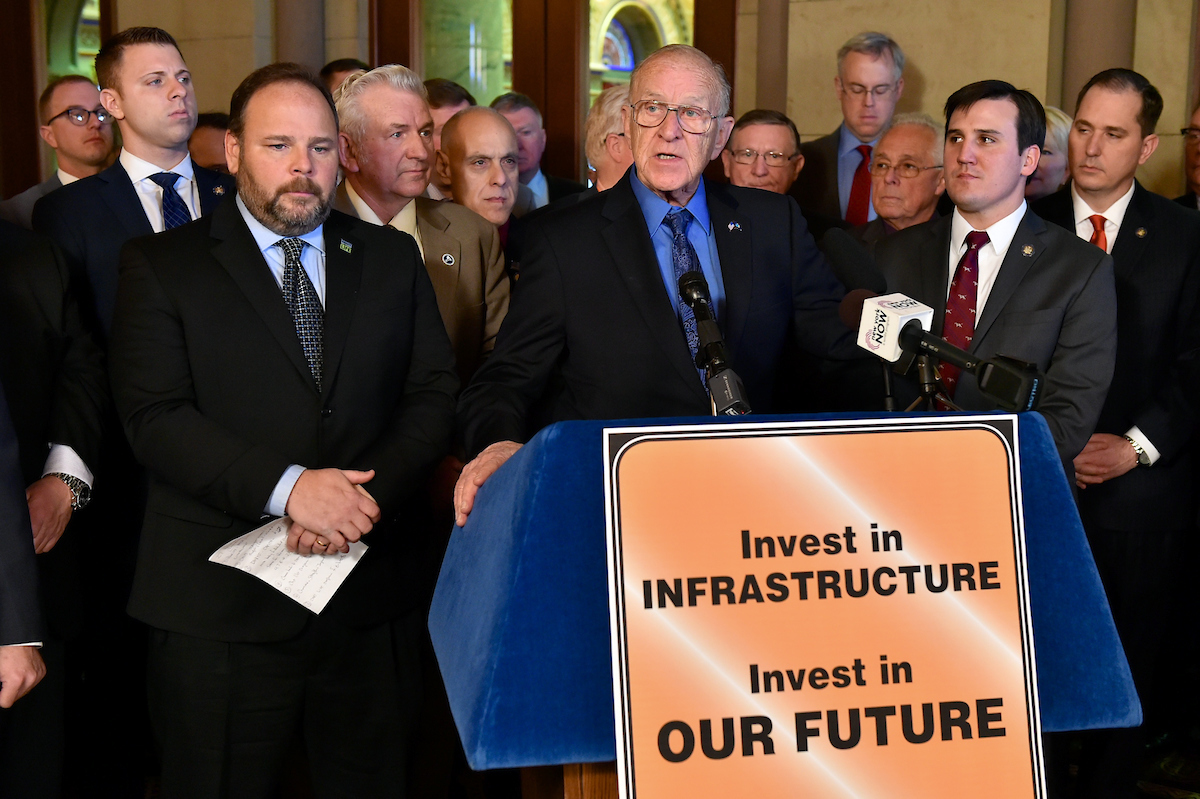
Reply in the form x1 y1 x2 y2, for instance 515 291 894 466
458 172 856 455
0 382 42 646
31 158 234 342
1035 183 1200 530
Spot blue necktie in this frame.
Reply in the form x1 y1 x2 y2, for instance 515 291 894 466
277 238 324 392
663 210 707 388
149 172 193 230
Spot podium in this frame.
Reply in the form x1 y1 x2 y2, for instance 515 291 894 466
429 413 1138 797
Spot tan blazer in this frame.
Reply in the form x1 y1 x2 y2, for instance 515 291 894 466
334 183 510 383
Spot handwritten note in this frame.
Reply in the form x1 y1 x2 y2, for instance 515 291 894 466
208 517 368 614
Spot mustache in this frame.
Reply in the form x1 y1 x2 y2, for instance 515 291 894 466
275 177 323 197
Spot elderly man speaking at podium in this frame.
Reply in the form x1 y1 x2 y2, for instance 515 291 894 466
454 44 858 525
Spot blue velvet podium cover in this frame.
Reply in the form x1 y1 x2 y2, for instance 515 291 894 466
428 413 1139 770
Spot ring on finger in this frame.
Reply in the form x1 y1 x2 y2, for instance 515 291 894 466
315 538 328 548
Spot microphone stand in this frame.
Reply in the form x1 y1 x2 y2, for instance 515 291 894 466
678 271 752 416
903 355 962 412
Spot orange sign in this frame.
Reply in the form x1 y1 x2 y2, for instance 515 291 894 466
604 416 1043 798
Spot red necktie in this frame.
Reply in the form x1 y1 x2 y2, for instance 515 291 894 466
845 144 872 225
1088 214 1108 253
940 230 990 400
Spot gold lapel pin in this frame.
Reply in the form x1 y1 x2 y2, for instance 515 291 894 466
1022 244 1034 257
1136 227 1147 238
213 185 225 196
442 253 455 266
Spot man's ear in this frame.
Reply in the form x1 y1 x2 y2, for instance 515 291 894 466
435 150 453 200
100 88 124 122
224 129 241 175
339 132 360 173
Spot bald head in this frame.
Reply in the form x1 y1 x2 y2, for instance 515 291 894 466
629 44 731 118
436 106 519 225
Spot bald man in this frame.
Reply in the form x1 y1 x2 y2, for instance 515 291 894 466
436 106 521 228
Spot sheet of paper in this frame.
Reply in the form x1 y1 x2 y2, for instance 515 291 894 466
208 517 368 614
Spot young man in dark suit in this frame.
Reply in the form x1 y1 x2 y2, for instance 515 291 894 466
1033 68 1200 798
873 80 1117 467
453 44 857 525
108 61 457 797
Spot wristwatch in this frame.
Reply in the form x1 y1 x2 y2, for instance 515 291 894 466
1123 435 1151 467
50 472 92 511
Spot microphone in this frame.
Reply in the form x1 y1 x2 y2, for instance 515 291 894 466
856 293 1044 412
677 271 752 415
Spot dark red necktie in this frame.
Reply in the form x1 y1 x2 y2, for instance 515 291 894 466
845 144 872 225
940 230 990 400
1088 214 1108 253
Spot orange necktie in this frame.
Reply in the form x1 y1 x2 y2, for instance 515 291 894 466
1088 214 1108 253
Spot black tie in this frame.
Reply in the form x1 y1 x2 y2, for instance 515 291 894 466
277 238 323 391
148 172 192 230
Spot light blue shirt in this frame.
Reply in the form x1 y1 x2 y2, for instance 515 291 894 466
836 123 879 222
629 167 726 322
235 196 327 517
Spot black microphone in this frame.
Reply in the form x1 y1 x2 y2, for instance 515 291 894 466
678 271 752 415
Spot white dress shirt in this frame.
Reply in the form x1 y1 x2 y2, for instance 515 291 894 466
344 181 424 259
526 169 550 209
947 201 1027 314
56 169 80 186
119 149 201 233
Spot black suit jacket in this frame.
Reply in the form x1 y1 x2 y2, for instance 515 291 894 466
1174 191 1197 211
546 173 586 203
0 382 42 646
31 158 234 342
789 130 841 222
875 210 1117 465
1035 183 1200 530
108 201 458 642
458 172 855 454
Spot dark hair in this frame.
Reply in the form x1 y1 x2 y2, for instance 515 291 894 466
944 80 1046 155
1076 68 1163 137
729 109 801 154
95 27 182 91
195 112 230 132
39 75 98 123
424 78 476 109
228 63 337 140
490 91 542 125
319 58 370 79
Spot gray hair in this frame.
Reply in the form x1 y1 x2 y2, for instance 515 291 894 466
630 44 731 118
884 112 943 165
335 63 428 145
837 32 905 82
1043 105 1072 156
585 84 630 168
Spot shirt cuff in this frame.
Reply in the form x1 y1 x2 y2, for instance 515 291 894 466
266 464 306 517
1125 425 1161 466
4 642 43 648
41 444 94 487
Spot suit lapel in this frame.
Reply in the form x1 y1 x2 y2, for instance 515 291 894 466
194 162 232 215
972 212 1045 347
320 212 363 393
415 199 461 330
920 218 953 336
707 184 753 361
601 178 702 393
209 200 316 390
1110 182 1152 280
98 162 154 240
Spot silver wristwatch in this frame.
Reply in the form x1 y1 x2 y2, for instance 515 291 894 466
50 472 92 511
1123 435 1151 467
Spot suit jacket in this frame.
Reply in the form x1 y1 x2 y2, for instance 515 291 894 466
458 172 856 454
108 201 458 642
0 175 62 230
31 158 234 342
875 210 1117 465
333 185 511 383
546 173 586 203
1174 191 1198 211
0 381 42 646
1035 182 1200 530
789 130 841 222
511 183 537 219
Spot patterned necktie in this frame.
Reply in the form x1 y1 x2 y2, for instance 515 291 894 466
663 210 708 388
845 144 873 226
1088 214 1108 253
940 230 990 400
148 172 193 230
277 238 324 392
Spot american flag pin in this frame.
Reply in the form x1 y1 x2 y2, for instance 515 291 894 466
1022 245 1034 256
728 221 741 232
340 240 352 254
213 185 225 196
1136 227 1147 238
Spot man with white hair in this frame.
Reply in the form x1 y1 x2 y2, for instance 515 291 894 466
585 84 633 194
853 112 944 249
334 65 509 385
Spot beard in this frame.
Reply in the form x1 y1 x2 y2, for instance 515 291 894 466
237 168 332 236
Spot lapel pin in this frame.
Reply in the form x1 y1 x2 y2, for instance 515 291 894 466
1022 245 1034 257
213 185 225 196
442 253 455 266
728 221 742 232
1136 227 1147 238
340 240 353 254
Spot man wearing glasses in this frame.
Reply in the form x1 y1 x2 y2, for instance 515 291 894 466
789 31 905 227
721 109 804 195
0 76 115 229
1175 103 1200 210
454 44 856 525
853 112 945 250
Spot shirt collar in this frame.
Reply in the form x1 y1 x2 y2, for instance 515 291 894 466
235 194 325 256
57 169 80 186
950 200 1027 256
1070 179 1136 230
629 166 712 235
345 179 418 236
345 180 385 226
119 148 194 183
526 169 549 200
838 123 879 156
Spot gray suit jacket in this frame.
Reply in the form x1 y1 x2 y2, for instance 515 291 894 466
0 175 62 230
875 210 1117 465
334 183 510 383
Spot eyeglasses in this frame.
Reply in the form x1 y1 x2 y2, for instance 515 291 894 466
842 83 897 100
1181 127 1200 143
630 101 717 135
728 148 798 168
869 161 942 178
47 106 111 126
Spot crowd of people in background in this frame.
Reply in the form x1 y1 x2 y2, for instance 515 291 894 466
0 20 1198 799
